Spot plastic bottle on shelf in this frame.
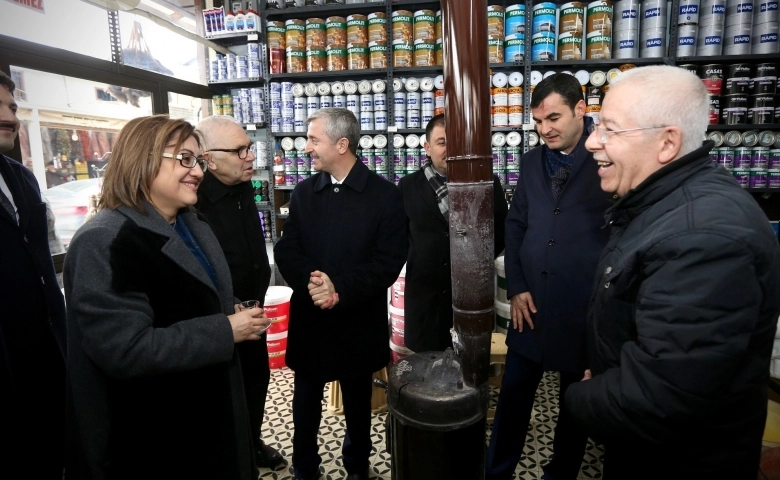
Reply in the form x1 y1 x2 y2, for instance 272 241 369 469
234 2 246 32
225 7 236 32
246 5 259 32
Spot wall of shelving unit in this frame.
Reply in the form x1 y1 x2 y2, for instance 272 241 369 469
204 0 780 243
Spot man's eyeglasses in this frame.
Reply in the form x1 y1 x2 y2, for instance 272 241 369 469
161 152 208 171
207 144 256 159
587 123 667 145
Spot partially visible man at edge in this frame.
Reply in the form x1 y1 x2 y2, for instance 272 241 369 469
0 69 67 479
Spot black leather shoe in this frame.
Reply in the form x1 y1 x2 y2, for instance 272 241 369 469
255 441 287 469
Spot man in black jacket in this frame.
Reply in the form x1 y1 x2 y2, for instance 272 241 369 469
565 65 780 479
0 70 67 479
487 73 612 480
274 108 407 480
399 113 507 353
196 115 285 470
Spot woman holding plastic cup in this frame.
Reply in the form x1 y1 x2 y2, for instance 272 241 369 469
64 115 268 480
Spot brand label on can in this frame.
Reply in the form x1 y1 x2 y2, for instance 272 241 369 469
734 35 751 44
645 7 662 17
705 35 722 45
761 1 779 11
622 8 638 18
737 3 753 12
394 14 411 22
680 4 699 14
679 36 695 45
619 39 636 48
712 5 726 13
760 33 778 42
646 37 663 47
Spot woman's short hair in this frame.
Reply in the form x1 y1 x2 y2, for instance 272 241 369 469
99 115 200 212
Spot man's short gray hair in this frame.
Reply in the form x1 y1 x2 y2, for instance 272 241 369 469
306 108 360 156
609 65 709 156
196 115 242 150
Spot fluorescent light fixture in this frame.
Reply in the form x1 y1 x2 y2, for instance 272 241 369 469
140 0 175 16
180 17 196 26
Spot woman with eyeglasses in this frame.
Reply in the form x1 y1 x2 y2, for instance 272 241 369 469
63 115 267 480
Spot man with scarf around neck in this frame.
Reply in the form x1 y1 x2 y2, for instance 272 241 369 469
486 73 612 480
398 113 507 354
564 65 780 479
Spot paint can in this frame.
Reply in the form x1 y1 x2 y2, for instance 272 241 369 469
587 0 614 35
505 4 527 35
677 24 698 55
532 2 557 35
488 5 506 38
559 2 586 35
752 21 780 53
613 0 640 31
613 29 638 57
696 24 724 54
558 31 584 59
679 0 701 24
532 32 556 61
587 30 612 59
505 34 526 62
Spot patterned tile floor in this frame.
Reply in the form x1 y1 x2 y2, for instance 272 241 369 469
258 368 604 480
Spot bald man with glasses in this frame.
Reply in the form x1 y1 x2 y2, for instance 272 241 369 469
195 115 285 471
565 65 780 480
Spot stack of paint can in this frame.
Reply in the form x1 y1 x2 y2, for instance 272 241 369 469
676 0 700 57
488 5 506 63
505 4 526 62
586 0 614 59
305 18 326 72
613 0 640 58
347 14 369 70
357 134 390 180
230 87 266 125
268 20 286 73
419 77 436 128
435 10 444 65
753 0 780 53
285 19 306 73
326 16 347 71
750 64 777 123
392 10 414 67
212 94 233 116
279 137 306 186
434 75 445 117
640 0 667 57
268 82 295 133
697 0 726 56
688 63 724 123
413 9 436 66
724 0 754 55
558 2 585 60
255 140 269 169
368 12 388 68
491 72 525 128
491 131 524 187
392 77 418 129
532 1 557 60
707 129 780 188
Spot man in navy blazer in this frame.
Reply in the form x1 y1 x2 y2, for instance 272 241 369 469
0 70 67 479
486 73 612 480
274 108 407 480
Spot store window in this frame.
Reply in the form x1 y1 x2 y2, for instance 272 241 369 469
118 11 205 85
0 0 112 61
11 66 153 245
168 91 208 125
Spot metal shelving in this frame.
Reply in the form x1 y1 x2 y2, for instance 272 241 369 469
708 124 780 131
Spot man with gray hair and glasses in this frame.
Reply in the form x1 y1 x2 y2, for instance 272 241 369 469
195 115 284 471
565 65 780 479
274 108 407 480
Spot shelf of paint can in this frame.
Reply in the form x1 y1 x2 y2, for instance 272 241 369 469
489 62 526 69
269 130 388 137
530 58 670 68
747 188 780 193
268 68 388 81
393 66 443 75
707 124 780 131
206 31 261 46
208 77 264 85
274 185 297 190
676 54 780 64
265 1 388 20
391 128 426 134
492 127 526 132
256 202 273 210
390 0 440 9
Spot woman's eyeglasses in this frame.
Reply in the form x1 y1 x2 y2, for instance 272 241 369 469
161 152 208 171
